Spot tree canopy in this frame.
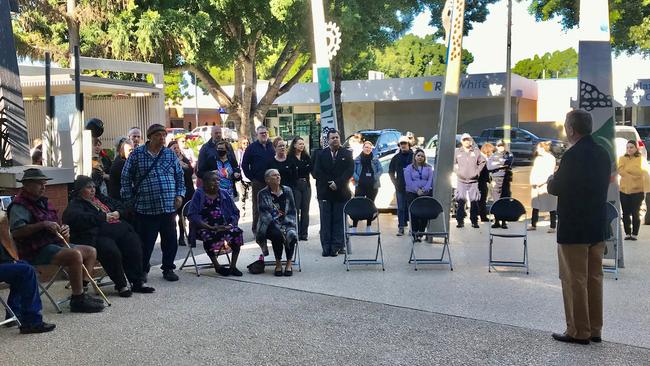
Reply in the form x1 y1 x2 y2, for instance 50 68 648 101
374 34 474 78
512 48 578 79
528 0 650 56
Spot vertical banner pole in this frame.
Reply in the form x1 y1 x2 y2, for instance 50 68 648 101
310 0 338 148
578 0 624 268
503 0 513 149
433 0 467 232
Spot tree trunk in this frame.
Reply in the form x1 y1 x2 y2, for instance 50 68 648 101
66 0 80 54
240 56 257 139
230 59 244 134
333 59 345 138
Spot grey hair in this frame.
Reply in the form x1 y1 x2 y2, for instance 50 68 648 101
566 110 593 136
256 125 268 133
211 125 222 133
264 169 279 180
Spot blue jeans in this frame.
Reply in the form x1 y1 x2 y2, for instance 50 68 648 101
396 191 409 228
0 261 42 325
319 200 345 255
136 212 178 272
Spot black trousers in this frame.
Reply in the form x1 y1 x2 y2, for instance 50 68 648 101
406 192 431 233
478 180 489 220
620 192 644 236
293 179 311 238
266 224 296 261
96 221 145 288
352 184 378 227
531 209 557 229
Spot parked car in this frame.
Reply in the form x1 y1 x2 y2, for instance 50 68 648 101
343 129 402 158
187 126 238 143
615 125 647 159
635 126 650 154
474 127 567 163
165 128 189 144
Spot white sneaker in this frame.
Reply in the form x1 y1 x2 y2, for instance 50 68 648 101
349 227 357 233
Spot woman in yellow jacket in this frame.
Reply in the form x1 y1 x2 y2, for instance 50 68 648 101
618 140 649 240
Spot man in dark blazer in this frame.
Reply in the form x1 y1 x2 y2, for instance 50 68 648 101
547 109 611 345
313 129 354 257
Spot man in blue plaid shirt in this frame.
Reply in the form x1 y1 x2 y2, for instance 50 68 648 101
121 124 185 282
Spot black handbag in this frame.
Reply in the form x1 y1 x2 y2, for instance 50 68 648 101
247 258 265 274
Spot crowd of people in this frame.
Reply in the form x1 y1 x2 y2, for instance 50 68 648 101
3 110 648 343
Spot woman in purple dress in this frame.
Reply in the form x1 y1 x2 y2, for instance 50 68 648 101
187 171 244 276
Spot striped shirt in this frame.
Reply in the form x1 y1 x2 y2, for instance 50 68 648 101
121 143 186 215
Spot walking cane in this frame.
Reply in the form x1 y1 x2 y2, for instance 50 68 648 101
55 232 112 307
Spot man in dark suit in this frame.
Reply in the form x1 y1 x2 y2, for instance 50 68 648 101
314 129 354 257
547 109 611 345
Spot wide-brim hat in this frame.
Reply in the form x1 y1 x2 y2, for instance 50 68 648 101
17 168 52 182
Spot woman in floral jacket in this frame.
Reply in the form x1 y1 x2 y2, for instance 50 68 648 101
256 169 298 277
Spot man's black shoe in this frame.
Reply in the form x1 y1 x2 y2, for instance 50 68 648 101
299 236 308 241
501 223 509 229
70 294 104 313
551 332 590 345
329 252 338 257
19 322 56 334
162 270 179 281
456 222 464 228
321 252 329 257
132 283 155 293
178 237 187 246
480 216 490 222
591 336 602 343
472 222 480 229
82 293 104 304
118 288 132 298
215 267 230 276
491 223 501 229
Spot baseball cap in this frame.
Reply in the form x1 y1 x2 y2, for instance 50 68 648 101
399 136 410 144
460 133 472 141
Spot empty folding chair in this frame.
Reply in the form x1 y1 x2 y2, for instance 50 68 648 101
179 202 231 277
603 202 620 280
408 196 453 271
488 197 529 274
343 197 384 271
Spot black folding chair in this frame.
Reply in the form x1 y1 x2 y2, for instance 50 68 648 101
343 197 384 271
488 198 529 274
408 196 453 271
179 202 231 277
603 202 620 280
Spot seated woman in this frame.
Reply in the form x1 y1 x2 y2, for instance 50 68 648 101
62 176 155 297
404 148 435 242
256 169 298 277
187 170 244 276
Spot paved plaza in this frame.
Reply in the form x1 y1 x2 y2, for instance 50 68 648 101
2 209 650 365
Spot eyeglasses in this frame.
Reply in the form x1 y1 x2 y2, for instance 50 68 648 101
399 142 409 145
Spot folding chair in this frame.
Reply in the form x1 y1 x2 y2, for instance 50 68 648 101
0 292 20 327
343 197 384 271
488 197 529 274
603 202 620 280
179 202 231 277
408 196 453 271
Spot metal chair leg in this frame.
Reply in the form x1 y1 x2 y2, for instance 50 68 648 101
0 296 20 327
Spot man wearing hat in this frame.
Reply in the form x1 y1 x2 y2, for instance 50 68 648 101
487 139 514 228
7 168 104 313
389 136 414 236
454 134 486 228
121 124 186 282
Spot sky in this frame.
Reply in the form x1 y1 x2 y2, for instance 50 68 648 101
408 0 649 89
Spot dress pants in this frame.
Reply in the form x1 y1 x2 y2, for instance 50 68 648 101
266 224 296 261
136 212 178 273
0 261 42 325
620 192 644 236
557 242 605 340
95 221 146 287
293 179 311 238
319 199 345 255
251 180 266 235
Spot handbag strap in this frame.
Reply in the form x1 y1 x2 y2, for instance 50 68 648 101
133 148 164 195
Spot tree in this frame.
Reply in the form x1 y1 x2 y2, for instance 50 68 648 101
512 48 578 79
374 34 474 78
424 0 501 38
13 0 313 138
527 0 650 56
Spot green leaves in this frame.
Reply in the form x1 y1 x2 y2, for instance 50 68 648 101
512 48 578 79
